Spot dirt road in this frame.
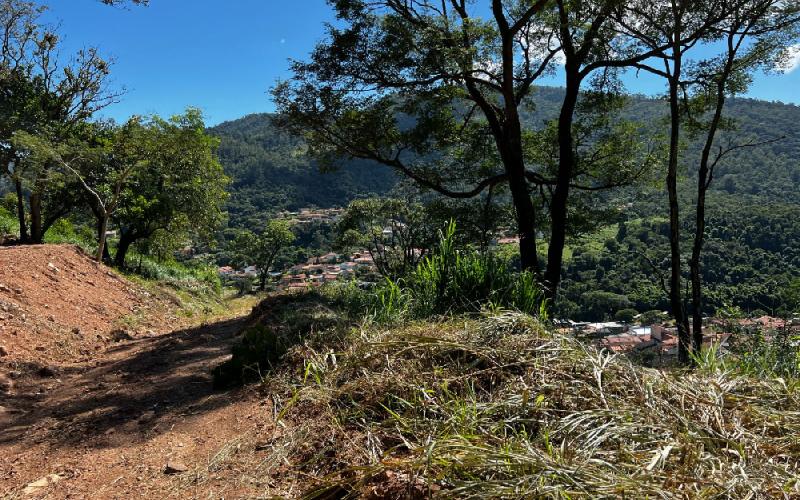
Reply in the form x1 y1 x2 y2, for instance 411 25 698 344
0 314 281 499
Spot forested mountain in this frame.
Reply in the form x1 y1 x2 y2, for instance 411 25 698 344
559 194 800 319
213 86 800 226
209 114 398 229
212 87 800 317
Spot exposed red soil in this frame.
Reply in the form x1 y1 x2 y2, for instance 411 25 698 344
0 244 169 366
0 314 280 499
0 245 283 498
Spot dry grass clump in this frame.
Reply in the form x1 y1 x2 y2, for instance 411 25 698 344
257 303 800 498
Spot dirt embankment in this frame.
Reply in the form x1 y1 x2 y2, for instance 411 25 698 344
0 244 171 367
0 244 274 498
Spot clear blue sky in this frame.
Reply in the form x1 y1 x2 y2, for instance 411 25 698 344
47 0 800 126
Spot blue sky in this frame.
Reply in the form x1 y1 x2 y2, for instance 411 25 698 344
47 0 800 126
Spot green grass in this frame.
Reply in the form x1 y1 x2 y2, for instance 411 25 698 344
240 299 800 498
322 222 547 325
0 206 19 237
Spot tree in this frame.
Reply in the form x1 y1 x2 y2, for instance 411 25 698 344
12 119 148 262
615 0 800 361
273 0 657 301
1 0 118 243
111 109 229 267
683 1 800 351
614 307 639 324
783 278 800 317
230 220 295 291
337 197 438 279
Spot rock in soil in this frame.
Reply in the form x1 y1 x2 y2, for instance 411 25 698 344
22 473 63 495
0 345 8 356
163 461 189 475
0 373 13 394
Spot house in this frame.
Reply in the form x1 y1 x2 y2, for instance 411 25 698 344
597 333 655 353
586 322 627 336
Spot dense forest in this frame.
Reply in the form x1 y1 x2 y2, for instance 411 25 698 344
214 86 800 220
212 87 800 319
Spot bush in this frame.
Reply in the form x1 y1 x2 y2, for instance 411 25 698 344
730 327 800 378
132 255 222 295
329 221 548 324
213 293 346 387
1 193 17 214
403 221 546 319
212 325 285 387
0 207 15 236
614 308 639 323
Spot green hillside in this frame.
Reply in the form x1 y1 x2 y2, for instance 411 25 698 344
209 114 398 229
212 87 800 223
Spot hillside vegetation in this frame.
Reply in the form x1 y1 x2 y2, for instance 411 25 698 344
211 88 800 318
215 291 800 498
212 87 800 222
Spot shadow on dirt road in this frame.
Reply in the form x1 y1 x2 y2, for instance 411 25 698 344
0 315 249 448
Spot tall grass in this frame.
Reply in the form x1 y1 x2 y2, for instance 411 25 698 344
325 221 547 323
247 301 800 498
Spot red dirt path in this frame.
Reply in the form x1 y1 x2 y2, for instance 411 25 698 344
0 245 283 498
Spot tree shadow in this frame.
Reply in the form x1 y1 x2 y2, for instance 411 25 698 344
0 315 253 449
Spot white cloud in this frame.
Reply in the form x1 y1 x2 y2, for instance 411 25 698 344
777 44 800 73
280 38 286 45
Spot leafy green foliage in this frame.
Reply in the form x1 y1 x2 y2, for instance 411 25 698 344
326 222 547 323
113 109 230 265
557 194 800 319
228 219 295 290
209 114 397 229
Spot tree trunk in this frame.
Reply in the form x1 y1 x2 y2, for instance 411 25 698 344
90 204 112 262
115 231 135 268
493 12 540 282
508 162 540 277
14 179 29 243
96 214 109 263
667 64 690 363
29 191 43 244
691 77 728 352
545 73 581 301
496 106 540 279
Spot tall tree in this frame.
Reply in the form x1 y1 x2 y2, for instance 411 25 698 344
615 0 800 360
684 0 800 351
274 0 656 300
613 0 739 361
111 109 229 267
1 0 118 243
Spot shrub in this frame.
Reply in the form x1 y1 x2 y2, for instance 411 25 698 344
398 221 546 320
0 207 15 236
730 327 800 378
213 325 285 388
